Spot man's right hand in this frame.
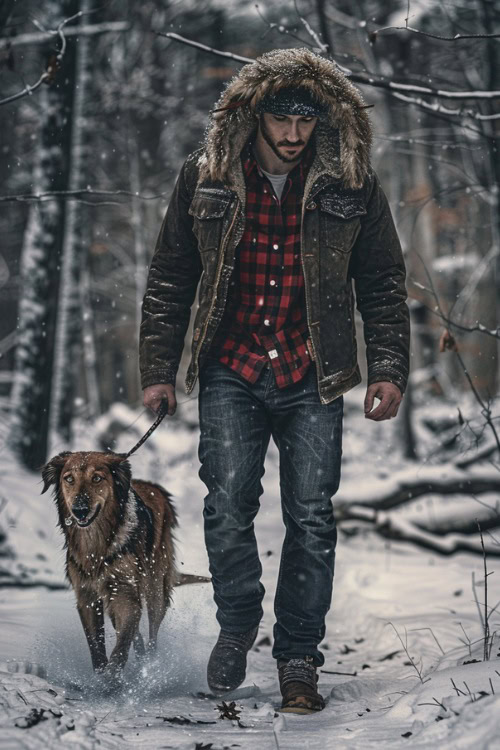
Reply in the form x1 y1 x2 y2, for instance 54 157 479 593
143 383 177 416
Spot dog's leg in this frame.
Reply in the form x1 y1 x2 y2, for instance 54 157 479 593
133 631 146 658
75 591 107 671
145 576 170 651
107 588 142 672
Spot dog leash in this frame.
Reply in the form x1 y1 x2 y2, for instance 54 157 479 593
124 399 170 459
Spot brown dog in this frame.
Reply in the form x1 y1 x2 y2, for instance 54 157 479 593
41 451 177 678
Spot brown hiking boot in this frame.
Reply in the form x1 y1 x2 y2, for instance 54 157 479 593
278 656 325 714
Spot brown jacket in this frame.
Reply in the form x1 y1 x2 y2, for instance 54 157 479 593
140 49 410 404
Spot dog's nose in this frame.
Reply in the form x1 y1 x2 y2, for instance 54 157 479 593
72 495 90 520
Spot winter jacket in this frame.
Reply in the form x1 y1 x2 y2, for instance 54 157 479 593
140 48 410 404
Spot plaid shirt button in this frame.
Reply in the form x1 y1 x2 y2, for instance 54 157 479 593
269 349 278 359
264 319 270 326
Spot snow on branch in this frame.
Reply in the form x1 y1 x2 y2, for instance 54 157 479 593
0 188 168 204
335 463 500 514
413 286 500 342
0 9 123 107
0 21 129 51
293 0 328 54
152 31 253 64
155 30 500 105
391 92 500 121
341 507 500 556
0 70 50 107
374 25 500 42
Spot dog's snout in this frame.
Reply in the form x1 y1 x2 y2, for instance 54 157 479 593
72 493 91 520
72 504 89 520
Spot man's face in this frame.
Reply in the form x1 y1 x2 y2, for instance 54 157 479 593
259 113 318 164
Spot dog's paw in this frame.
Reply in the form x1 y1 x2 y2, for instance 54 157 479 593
94 664 123 695
93 661 109 675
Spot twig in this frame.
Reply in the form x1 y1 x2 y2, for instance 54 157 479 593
386 622 429 683
391 91 500 121
450 677 466 696
254 4 312 48
488 631 497 661
477 521 491 661
152 30 252 64
293 0 329 53
417 697 456 714
374 25 500 41
463 681 476 701
409 627 445 655
0 7 107 107
320 669 357 676
472 571 485 631
457 622 472 658
415 253 500 455
0 70 50 106
374 0 500 42
0 21 129 51
0 188 168 204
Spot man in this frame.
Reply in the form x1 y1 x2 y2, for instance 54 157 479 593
140 48 410 713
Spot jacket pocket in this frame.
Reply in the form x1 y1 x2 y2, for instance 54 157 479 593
188 192 231 252
318 194 366 252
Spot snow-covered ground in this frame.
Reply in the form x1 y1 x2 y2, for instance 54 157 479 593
1 390 499 749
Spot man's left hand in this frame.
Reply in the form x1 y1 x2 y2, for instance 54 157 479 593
364 382 402 421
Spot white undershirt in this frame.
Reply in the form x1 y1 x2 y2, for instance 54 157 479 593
259 167 289 201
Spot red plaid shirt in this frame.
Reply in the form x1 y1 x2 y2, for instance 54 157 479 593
208 143 313 388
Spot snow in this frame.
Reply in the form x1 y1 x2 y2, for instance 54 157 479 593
0 389 499 749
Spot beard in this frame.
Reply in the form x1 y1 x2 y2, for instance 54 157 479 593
259 116 307 164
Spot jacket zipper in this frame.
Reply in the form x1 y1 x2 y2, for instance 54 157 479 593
300 189 326 404
193 198 240 374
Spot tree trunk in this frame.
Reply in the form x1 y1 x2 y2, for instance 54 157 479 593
49 0 95 448
9 0 79 468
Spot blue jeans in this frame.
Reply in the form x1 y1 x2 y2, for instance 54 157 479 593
198 360 343 666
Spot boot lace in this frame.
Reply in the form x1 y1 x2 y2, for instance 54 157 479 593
279 658 317 690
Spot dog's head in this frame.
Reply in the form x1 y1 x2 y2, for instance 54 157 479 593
41 451 132 529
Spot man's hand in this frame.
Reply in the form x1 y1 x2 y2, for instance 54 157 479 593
364 382 402 421
143 384 177 416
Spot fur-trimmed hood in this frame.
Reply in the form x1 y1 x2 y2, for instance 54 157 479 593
198 48 372 190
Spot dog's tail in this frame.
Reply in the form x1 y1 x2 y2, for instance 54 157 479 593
173 572 211 586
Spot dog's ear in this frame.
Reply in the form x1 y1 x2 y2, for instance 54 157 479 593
107 453 132 501
40 451 72 494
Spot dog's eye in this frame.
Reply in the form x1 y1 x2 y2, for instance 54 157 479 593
64 475 74 484
92 475 102 483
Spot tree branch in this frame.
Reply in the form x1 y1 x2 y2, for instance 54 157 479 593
155 29 500 103
391 91 500 121
374 24 500 42
0 10 127 107
0 188 168 204
0 21 129 51
151 31 253 64
335 466 500 514
342 509 500 556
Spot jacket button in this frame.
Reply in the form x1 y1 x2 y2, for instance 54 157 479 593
307 201 317 210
